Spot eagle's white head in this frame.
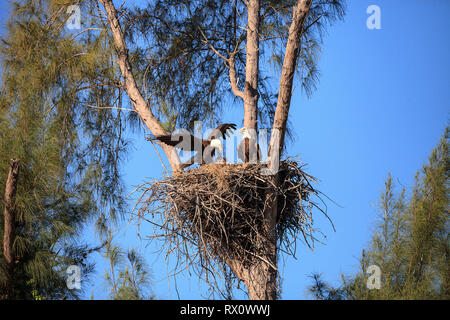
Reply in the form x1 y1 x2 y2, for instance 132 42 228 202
238 127 251 139
210 138 223 152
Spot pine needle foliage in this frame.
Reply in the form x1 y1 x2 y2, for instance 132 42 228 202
103 230 154 300
308 127 449 300
122 0 345 136
0 0 132 299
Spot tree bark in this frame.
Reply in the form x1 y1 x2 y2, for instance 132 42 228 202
225 0 312 300
227 254 277 300
99 0 181 172
269 0 312 157
238 1 279 299
2 158 20 299
243 0 260 131
251 0 312 300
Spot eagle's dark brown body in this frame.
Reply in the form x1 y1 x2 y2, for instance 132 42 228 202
238 137 262 163
151 123 236 164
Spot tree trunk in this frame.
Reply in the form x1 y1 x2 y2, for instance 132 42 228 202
243 0 260 131
237 263 277 300
226 0 312 300
239 0 279 299
227 249 278 300
246 0 312 300
270 0 312 155
2 158 20 299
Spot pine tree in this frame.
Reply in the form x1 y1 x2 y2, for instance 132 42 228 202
0 0 126 299
308 127 449 300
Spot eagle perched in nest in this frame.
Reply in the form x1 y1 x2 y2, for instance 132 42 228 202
238 127 262 163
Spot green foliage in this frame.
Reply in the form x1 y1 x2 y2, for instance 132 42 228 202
261 0 345 97
123 0 345 135
103 230 154 300
308 127 449 300
0 0 131 299
306 273 346 300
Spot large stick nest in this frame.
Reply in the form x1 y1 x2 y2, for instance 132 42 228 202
136 159 329 295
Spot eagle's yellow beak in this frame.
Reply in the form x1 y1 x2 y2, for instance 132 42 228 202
238 128 246 134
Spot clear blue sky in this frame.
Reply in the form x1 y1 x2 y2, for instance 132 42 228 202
1 0 449 299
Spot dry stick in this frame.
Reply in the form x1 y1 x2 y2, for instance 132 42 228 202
3 158 20 299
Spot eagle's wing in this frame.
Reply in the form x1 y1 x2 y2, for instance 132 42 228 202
207 123 236 140
152 133 203 151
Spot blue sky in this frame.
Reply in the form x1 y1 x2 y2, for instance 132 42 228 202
1 0 449 299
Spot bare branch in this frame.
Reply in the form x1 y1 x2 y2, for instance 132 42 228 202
243 0 260 130
270 0 312 159
3 158 20 298
70 27 106 40
229 53 245 100
98 0 181 172
197 25 228 62
85 104 136 113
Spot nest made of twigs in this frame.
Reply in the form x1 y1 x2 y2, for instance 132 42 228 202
136 159 328 283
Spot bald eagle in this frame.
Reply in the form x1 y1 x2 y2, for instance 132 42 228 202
238 127 262 163
151 123 236 164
